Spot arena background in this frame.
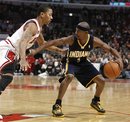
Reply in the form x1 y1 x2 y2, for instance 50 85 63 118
0 0 130 78
0 1 130 122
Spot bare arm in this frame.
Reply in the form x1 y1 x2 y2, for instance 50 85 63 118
44 41 67 55
94 37 121 59
93 37 123 70
19 22 37 71
37 33 68 55
31 35 73 55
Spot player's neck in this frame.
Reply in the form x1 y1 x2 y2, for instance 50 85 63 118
79 34 89 44
36 17 44 27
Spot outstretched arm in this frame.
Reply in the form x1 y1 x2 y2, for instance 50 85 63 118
37 33 66 54
93 37 123 70
35 33 69 55
31 35 73 55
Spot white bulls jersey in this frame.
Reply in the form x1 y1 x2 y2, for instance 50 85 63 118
7 18 41 55
0 19 41 72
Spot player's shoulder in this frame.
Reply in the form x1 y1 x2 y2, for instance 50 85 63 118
24 19 38 27
72 34 77 41
27 21 37 28
24 20 38 32
89 34 94 39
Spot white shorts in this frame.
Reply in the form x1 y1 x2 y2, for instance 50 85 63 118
0 40 16 73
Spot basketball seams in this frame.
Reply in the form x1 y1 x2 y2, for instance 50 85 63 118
109 62 117 79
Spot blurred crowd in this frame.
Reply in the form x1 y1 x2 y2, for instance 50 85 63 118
0 2 130 78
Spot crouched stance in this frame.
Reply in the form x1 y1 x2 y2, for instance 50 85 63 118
30 21 123 117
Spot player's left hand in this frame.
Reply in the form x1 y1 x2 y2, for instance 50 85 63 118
115 58 123 71
60 49 68 55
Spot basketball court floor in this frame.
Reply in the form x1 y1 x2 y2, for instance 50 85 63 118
0 75 130 122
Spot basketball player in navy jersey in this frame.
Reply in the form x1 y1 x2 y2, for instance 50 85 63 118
0 5 65 106
30 22 123 116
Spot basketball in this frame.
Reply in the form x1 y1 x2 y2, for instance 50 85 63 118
103 61 121 79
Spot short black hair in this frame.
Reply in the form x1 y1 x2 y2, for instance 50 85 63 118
37 5 51 16
77 21 90 31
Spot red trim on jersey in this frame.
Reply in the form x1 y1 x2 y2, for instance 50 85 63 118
6 51 15 61
4 39 15 48
23 20 39 33
4 40 9 44
7 39 15 48
0 50 15 73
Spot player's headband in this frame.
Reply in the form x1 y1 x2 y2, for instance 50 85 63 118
77 25 90 31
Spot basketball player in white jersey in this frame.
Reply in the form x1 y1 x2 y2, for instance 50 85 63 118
0 5 65 97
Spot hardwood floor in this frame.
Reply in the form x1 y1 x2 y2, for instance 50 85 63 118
0 75 130 122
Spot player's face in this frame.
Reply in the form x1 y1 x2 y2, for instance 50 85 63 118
41 8 53 25
75 28 87 40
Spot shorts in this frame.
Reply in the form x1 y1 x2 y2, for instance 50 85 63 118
63 60 100 88
0 40 16 74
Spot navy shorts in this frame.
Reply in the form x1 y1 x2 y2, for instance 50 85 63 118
63 60 100 87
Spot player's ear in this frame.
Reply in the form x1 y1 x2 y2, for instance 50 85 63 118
40 12 45 17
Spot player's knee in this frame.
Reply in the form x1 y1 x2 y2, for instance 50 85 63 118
98 77 105 88
0 75 13 91
66 74 74 79
100 78 105 86
94 75 105 87
65 74 74 83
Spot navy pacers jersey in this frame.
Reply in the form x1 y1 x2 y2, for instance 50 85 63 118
68 34 93 64
61 34 101 88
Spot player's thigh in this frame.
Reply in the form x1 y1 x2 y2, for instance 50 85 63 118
75 63 100 88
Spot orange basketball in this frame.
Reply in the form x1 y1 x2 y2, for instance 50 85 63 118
103 61 121 79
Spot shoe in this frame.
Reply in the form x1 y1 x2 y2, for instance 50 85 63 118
90 101 106 113
52 104 64 117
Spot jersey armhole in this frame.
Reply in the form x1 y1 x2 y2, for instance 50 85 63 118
23 20 39 35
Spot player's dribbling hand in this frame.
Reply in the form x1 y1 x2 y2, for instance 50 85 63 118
115 58 123 71
19 59 30 71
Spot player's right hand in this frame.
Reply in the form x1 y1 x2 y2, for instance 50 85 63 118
115 58 123 71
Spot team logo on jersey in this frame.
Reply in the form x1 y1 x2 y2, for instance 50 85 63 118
69 51 90 58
